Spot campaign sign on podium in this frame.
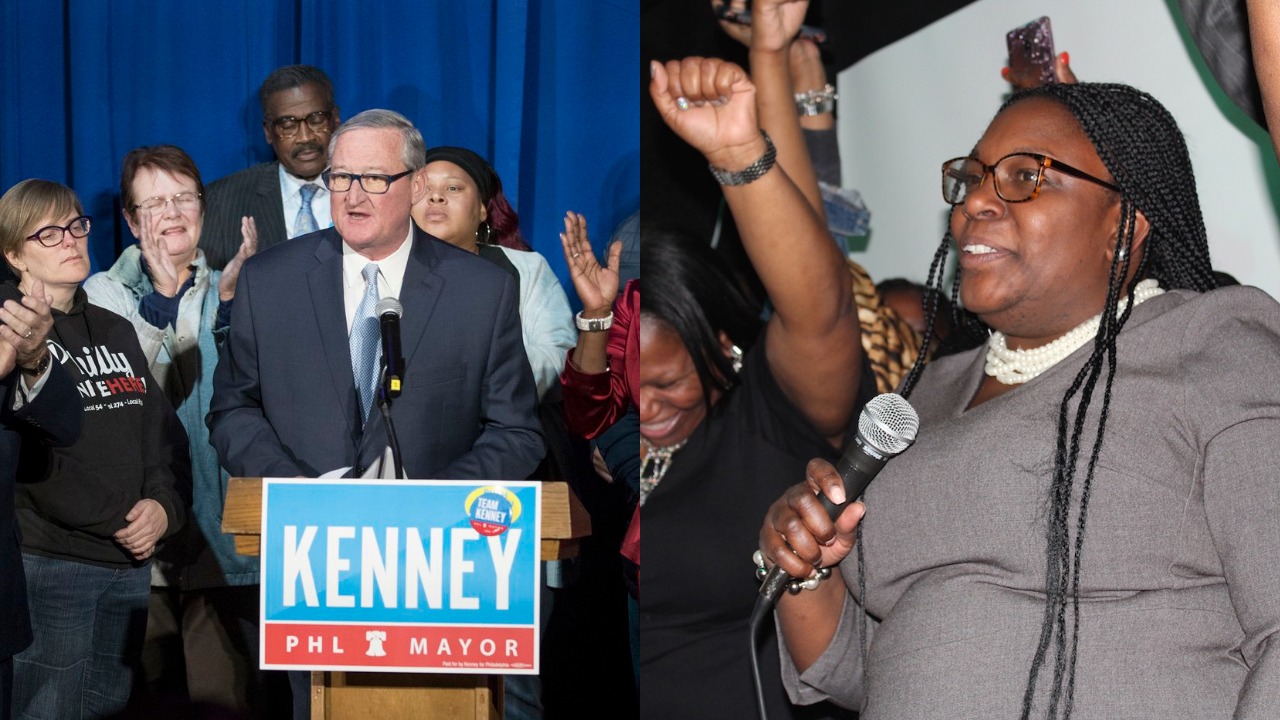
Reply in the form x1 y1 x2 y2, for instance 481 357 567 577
259 479 541 675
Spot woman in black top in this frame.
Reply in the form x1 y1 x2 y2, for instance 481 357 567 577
0 179 190 719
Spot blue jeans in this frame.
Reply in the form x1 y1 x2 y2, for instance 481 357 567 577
12 554 149 720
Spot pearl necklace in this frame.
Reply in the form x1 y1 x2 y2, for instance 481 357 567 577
985 279 1164 385
640 436 687 507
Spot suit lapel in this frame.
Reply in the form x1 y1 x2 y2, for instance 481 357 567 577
307 232 360 440
399 228 446 372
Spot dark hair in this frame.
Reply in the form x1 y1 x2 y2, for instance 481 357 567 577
120 145 206 222
259 65 335 115
641 227 762 408
900 82 1218 720
422 146 529 250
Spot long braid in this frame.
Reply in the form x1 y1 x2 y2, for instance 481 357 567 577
897 82 1215 719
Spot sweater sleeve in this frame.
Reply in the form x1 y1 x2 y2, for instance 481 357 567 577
1186 288 1280 717
513 251 576 400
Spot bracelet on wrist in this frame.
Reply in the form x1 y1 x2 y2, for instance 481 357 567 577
708 131 777 187
575 311 614 333
753 549 833 594
795 83 838 116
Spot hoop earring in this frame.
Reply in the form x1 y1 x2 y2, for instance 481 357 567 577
475 222 492 245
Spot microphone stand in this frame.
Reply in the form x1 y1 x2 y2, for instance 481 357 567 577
376 364 405 480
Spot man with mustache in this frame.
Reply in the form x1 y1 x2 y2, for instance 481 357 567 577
200 65 341 270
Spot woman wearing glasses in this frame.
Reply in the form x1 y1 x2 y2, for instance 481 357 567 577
82 145 263 716
750 80 1280 717
0 179 191 719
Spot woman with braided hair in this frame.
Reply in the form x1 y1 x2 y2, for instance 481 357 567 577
759 81 1280 718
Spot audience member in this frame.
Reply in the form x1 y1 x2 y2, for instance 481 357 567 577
760 81 1280 718
0 180 191 720
201 65 340 270
83 145 264 718
410 146 575 401
642 3 870 707
206 109 544 720
0 277 83 720
556 213 636 686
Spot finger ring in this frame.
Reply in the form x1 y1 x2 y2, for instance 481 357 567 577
23 330 31 339
676 96 690 111
573 253 581 258
753 550 768 581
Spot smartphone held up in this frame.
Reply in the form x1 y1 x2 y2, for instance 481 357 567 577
1006 16 1056 89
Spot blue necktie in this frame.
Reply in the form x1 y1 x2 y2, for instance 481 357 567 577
295 184 320 237
349 263 382 421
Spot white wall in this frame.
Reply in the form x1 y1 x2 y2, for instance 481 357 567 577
838 0 1280 299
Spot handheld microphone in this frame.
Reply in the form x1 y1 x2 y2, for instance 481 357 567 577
375 297 405 400
758 392 919 605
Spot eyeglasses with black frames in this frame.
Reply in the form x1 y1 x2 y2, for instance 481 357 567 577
322 170 414 195
941 152 1120 205
132 192 202 216
27 215 92 247
271 110 335 138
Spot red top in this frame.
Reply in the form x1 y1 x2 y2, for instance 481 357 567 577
560 279 639 439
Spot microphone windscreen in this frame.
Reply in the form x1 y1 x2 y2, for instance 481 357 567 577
375 297 403 318
858 393 919 456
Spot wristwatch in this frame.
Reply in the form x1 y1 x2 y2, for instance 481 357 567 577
575 311 614 333
20 350 50 377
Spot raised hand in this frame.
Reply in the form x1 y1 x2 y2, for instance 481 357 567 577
218 215 259 301
0 279 54 374
649 57 761 169
749 0 810 53
560 211 620 315
711 0 753 46
136 214 180 297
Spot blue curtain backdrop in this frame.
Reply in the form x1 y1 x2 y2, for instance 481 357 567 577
0 0 639 308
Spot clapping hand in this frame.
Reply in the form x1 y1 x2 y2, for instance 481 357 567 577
136 216 180 297
218 216 259 301
0 279 54 377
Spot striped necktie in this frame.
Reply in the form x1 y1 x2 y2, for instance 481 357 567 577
349 263 382 421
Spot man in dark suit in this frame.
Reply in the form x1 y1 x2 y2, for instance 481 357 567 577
206 110 544 716
0 283 82 720
200 65 341 270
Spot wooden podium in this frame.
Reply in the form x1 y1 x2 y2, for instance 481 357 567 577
222 478 591 720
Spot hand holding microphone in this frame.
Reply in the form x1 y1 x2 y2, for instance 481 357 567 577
757 393 919 605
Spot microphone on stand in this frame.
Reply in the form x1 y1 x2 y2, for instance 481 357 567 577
375 297 404 400
757 392 920 606
373 297 406 479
